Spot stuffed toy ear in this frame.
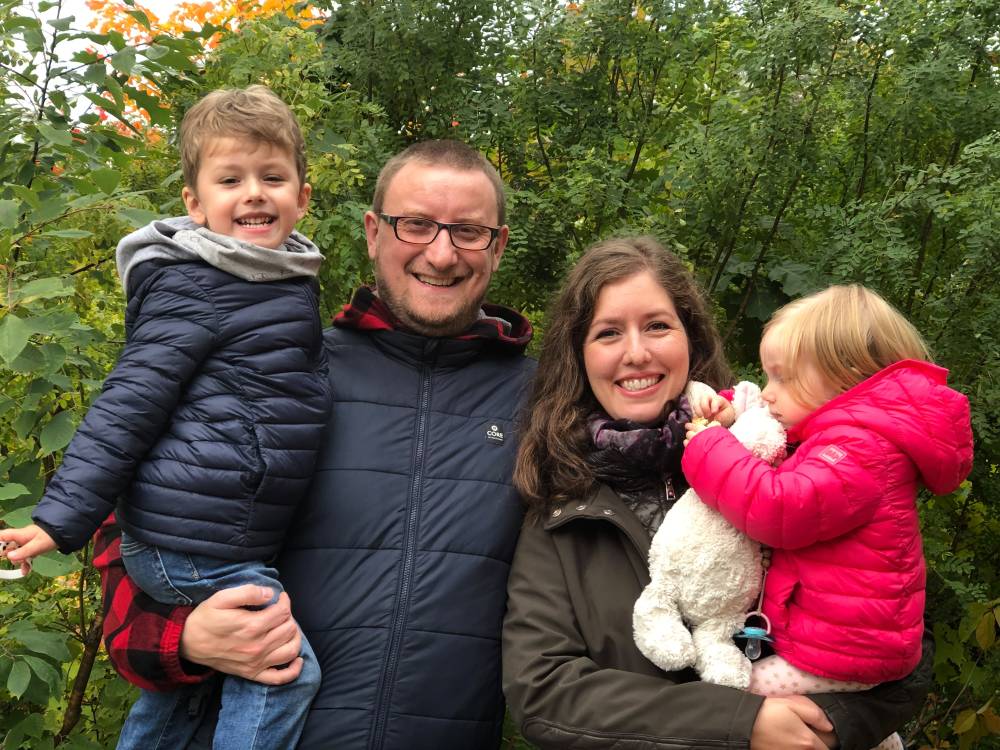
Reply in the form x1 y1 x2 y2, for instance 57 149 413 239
730 405 787 465
731 381 765 415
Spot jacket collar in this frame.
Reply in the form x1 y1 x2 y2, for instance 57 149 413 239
543 484 653 559
333 286 532 350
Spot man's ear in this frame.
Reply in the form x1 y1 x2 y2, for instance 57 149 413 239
363 211 380 260
182 186 206 225
491 225 509 271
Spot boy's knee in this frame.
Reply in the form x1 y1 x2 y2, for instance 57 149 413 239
297 652 322 694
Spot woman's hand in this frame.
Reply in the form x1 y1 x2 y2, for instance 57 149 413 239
180 585 304 685
751 695 837 750
684 418 719 446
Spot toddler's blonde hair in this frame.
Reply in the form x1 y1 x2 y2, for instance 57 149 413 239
764 284 930 404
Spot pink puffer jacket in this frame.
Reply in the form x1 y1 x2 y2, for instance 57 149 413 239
681 360 973 683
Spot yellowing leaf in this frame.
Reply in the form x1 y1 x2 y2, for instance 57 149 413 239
975 610 996 650
955 709 978 734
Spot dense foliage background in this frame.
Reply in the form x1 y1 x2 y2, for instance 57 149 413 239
1 0 997 747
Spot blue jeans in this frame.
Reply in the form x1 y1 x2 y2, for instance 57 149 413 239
117 534 320 750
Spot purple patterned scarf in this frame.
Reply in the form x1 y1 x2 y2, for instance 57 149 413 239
586 396 693 535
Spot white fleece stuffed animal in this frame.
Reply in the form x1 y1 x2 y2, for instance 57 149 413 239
633 382 786 689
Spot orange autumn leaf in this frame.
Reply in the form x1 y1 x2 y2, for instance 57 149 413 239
81 1 327 137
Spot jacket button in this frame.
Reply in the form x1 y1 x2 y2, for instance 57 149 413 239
602 508 615 516
551 508 562 517
575 504 586 511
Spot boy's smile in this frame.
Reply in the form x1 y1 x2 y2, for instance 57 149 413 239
182 137 311 250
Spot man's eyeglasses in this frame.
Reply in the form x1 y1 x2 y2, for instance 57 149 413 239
379 214 499 251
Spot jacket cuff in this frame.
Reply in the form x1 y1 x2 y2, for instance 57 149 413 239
162 612 214 685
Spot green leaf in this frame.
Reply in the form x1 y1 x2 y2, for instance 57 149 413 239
117 207 162 227
0 315 32 363
3 712 44 749
126 9 152 29
2 505 36 527
0 483 29 501
17 277 73 303
35 122 73 147
109 47 137 76
91 167 121 194
39 411 76 455
7 660 31 698
13 410 38 441
9 343 45 373
6 622 71 661
31 551 82 578
21 655 62 698
0 199 19 229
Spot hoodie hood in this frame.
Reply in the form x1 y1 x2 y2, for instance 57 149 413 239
116 216 323 296
789 359 973 495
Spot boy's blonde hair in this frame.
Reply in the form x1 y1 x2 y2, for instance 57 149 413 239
764 284 930 403
179 85 306 187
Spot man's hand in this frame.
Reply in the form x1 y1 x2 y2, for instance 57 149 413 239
751 695 837 750
0 524 58 572
180 585 304 685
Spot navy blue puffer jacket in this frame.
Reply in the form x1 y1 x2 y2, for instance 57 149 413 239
278 319 534 749
33 259 331 560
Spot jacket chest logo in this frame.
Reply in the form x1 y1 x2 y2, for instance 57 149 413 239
485 423 505 444
818 445 847 465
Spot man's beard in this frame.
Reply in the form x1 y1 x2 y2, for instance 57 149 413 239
373 266 485 338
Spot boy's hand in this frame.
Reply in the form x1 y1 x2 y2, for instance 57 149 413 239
694 393 736 427
0 524 58 567
684 417 720 446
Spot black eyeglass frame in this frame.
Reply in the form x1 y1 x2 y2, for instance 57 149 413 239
378 213 500 251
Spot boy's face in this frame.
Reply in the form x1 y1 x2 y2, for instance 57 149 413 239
182 137 310 250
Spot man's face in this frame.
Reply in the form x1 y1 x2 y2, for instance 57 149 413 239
364 161 508 337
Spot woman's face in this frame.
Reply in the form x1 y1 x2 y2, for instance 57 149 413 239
583 271 691 424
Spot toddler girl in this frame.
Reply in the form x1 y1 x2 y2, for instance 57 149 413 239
684 284 972 748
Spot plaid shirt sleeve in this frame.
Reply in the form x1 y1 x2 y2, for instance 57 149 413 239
94 515 214 691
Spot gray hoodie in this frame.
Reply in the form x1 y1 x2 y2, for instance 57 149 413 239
116 216 323 294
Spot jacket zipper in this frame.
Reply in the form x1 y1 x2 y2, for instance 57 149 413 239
368 362 433 749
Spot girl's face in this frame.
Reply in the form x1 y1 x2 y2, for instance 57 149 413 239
583 271 690 424
759 332 838 429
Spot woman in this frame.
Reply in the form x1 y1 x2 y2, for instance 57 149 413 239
503 236 931 749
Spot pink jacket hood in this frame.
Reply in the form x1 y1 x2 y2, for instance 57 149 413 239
788 359 973 495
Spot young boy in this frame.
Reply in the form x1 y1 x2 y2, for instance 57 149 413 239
0 86 330 750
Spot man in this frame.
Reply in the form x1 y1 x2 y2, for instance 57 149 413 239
95 140 536 749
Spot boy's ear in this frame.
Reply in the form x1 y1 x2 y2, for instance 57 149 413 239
297 182 312 219
182 186 206 225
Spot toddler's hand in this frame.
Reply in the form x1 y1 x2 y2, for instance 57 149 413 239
694 393 736 427
0 524 57 567
684 417 719 446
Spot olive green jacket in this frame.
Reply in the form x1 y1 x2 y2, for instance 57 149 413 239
502 484 932 749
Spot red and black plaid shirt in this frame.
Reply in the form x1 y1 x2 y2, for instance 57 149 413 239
94 515 211 690
97 287 531 689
